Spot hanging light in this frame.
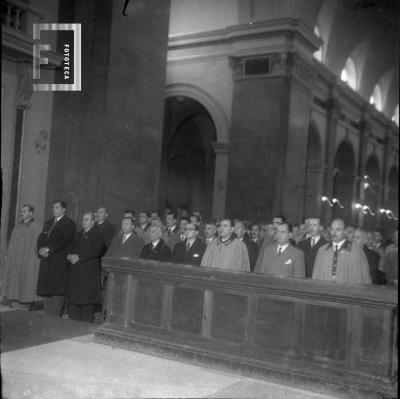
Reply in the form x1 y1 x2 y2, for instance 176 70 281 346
321 196 334 206
332 198 344 208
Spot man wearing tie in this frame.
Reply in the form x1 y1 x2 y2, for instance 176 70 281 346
140 226 172 261
312 219 371 284
36 200 76 316
106 217 144 259
172 223 206 266
164 212 180 250
255 223 305 278
297 217 327 278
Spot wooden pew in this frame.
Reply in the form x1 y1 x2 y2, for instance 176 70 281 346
95 257 398 398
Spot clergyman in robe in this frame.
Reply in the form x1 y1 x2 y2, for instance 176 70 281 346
201 219 250 272
2 204 42 307
312 219 371 284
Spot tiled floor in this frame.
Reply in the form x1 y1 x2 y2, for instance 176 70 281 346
1 308 341 399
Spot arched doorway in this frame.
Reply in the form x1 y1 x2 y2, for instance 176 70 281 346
304 123 323 218
332 141 356 222
364 155 380 230
159 96 217 218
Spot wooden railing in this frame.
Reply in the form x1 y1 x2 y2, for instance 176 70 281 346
95 257 398 398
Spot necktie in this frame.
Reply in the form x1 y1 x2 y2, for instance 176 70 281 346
332 244 339 279
122 235 127 244
186 242 191 252
46 218 57 237
277 246 282 256
311 238 315 248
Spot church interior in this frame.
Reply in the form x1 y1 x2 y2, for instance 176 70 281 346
1 0 399 398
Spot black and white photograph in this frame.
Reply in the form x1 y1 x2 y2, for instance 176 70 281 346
1 0 398 398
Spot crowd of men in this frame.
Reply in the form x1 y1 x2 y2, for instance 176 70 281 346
2 200 398 323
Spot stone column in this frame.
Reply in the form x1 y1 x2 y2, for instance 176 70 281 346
212 142 229 220
46 0 171 221
322 96 340 224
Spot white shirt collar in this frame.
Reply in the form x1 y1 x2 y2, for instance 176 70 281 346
333 239 346 250
55 215 64 222
123 232 132 241
277 243 289 253
152 239 160 247
310 235 321 243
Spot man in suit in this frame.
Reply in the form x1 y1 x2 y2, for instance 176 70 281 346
95 206 116 250
106 217 144 259
204 221 217 245
255 223 305 278
372 229 386 272
172 223 206 266
164 212 180 250
234 220 259 271
140 225 172 261
313 219 371 284
178 217 190 242
297 217 327 278
135 211 151 243
353 228 385 285
123 209 136 223
250 223 264 250
345 225 357 243
66 212 104 322
36 200 76 316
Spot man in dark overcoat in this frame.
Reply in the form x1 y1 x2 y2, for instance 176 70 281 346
36 200 76 316
66 212 104 322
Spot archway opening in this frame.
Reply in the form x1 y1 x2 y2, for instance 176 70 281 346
159 96 217 218
333 142 356 221
304 123 323 218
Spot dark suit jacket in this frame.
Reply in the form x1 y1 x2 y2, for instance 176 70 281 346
243 236 259 272
36 215 76 296
140 239 172 262
363 246 386 285
95 220 116 249
164 226 181 250
106 233 144 259
297 236 327 278
172 239 206 266
66 227 104 304
255 243 305 278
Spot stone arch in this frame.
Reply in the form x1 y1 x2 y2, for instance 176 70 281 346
165 83 229 143
164 84 230 219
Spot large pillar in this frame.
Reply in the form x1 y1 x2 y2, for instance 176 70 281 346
46 0 170 221
321 96 340 224
212 142 229 220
